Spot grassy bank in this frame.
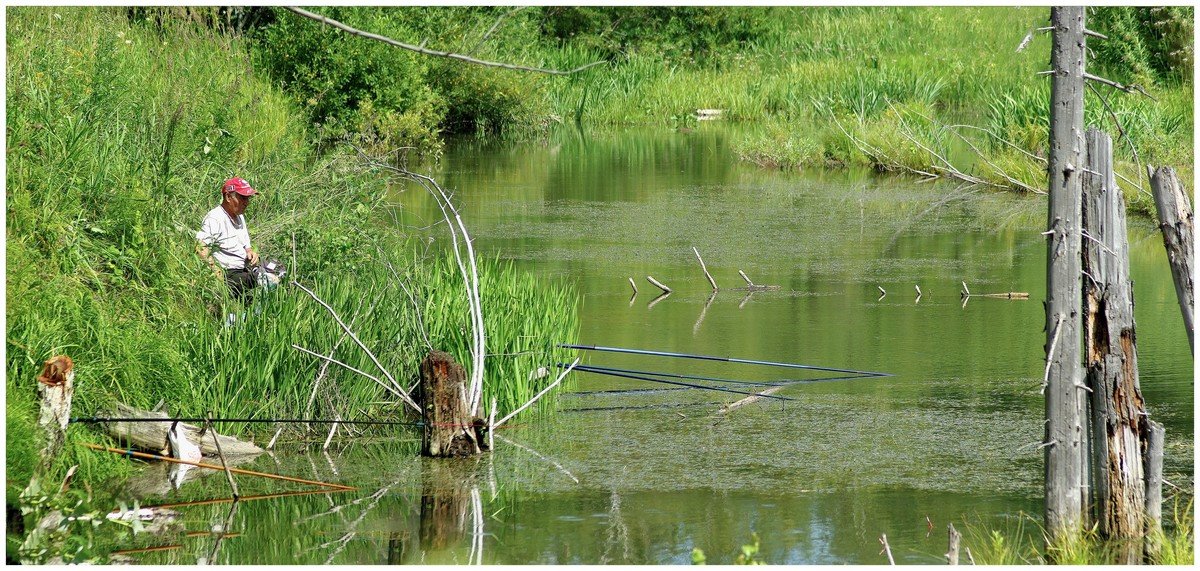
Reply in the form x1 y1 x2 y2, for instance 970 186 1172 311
235 7 1193 213
5 6 578 499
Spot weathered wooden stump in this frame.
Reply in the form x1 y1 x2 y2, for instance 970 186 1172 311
419 351 485 457
33 355 75 473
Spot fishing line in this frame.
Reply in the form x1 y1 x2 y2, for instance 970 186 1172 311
563 400 727 413
565 363 882 388
561 343 892 377
563 363 796 402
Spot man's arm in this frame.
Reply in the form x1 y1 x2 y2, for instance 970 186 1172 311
196 242 224 279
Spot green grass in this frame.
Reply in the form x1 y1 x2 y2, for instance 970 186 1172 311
960 501 1196 565
6 6 579 500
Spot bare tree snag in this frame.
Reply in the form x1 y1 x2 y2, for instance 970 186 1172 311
1044 6 1087 540
1082 128 1153 550
1150 166 1194 351
420 351 485 457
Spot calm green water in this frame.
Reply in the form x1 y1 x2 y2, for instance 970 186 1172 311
124 126 1192 564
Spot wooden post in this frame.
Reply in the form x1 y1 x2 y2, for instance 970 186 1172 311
420 350 483 457
1082 128 1152 551
1044 6 1087 541
1150 166 1194 351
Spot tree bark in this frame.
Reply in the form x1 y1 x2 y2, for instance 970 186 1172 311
1150 166 1194 351
420 351 484 457
1082 128 1151 552
1044 5 1088 540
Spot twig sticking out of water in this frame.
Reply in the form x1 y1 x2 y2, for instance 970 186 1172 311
693 247 718 291
879 533 896 565
646 275 672 294
628 277 638 296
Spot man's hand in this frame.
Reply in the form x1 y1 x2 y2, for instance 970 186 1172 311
245 247 260 268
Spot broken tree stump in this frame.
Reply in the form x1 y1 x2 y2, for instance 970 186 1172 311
420 351 485 457
1150 166 1194 351
1082 128 1153 548
34 355 75 474
100 403 263 457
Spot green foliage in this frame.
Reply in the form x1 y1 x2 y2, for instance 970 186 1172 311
1090 7 1194 85
538 6 772 64
251 7 443 152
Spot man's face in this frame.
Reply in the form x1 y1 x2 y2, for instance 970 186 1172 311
223 191 252 216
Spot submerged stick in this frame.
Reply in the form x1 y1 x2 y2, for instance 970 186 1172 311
82 443 355 490
693 247 718 291
207 415 240 500
717 385 786 414
495 357 580 429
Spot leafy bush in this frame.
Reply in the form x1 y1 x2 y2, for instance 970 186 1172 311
251 7 444 152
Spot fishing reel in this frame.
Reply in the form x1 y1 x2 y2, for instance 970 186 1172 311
253 258 287 290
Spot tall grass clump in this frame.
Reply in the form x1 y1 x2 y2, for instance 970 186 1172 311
179 248 578 439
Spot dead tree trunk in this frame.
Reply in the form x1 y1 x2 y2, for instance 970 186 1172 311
1150 166 1194 351
1044 5 1088 540
1082 128 1155 552
420 351 484 457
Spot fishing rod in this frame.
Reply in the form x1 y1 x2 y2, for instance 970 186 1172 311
71 416 423 427
562 363 796 402
568 363 882 388
561 344 892 377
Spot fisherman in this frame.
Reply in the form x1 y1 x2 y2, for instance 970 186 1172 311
196 177 260 304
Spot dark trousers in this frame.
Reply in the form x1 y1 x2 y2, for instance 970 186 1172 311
224 267 256 305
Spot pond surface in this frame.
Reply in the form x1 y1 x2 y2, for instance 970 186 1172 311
124 126 1192 564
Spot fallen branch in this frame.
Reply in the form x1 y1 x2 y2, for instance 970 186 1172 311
284 7 606 76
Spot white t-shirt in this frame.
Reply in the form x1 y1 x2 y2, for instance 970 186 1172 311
196 205 252 270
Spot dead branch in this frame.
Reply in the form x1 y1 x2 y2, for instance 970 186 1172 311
466 7 527 56
284 7 606 76
1082 72 1158 101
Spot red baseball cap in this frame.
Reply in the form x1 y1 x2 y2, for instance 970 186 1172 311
222 177 257 197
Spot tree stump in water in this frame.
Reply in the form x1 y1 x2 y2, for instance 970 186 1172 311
420 351 486 457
